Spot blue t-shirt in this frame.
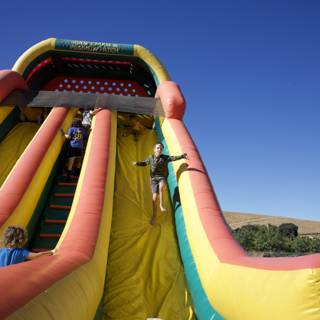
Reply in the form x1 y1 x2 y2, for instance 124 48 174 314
0 248 29 267
67 127 86 149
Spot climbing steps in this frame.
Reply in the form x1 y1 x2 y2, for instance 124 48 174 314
29 174 78 252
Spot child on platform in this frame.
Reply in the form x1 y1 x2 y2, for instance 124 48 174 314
133 143 188 225
0 226 54 267
81 108 102 130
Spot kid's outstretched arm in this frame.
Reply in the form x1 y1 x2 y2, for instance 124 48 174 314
132 157 150 166
27 249 56 260
169 153 188 162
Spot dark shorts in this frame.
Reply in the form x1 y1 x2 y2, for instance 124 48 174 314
67 147 82 159
151 176 167 194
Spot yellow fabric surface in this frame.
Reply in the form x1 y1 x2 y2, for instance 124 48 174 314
0 122 39 187
133 45 170 84
0 108 13 124
103 125 194 320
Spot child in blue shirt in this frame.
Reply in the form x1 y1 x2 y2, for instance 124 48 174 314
0 226 54 267
63 118 87 181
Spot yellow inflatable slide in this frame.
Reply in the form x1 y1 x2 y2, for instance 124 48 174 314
0 39 319 320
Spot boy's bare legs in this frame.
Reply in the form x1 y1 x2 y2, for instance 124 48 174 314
65 157 75 181
151 193 158 225
159 180 167 212
74 157 82 176
150 179 166 224
66 158 75 171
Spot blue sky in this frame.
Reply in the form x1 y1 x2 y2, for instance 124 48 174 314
0 0 319 221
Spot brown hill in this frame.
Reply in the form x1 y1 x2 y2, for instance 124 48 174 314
223 211 320 235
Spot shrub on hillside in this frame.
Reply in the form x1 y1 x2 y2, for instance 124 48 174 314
232 223 320 256
278 223 298 237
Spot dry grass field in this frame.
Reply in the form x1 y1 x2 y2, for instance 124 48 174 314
223 211 320 235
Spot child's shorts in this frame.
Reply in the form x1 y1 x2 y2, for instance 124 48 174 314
67 147 82 159
150 177 166 194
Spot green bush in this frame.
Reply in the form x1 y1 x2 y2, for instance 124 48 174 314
278 223 298 237
232 223 320 256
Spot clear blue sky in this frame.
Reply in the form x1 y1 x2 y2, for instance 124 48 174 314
0 0 319 221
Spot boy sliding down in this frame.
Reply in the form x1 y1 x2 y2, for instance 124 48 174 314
133 143 188 225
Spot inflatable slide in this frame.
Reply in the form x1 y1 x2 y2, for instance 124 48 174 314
0 39 319 320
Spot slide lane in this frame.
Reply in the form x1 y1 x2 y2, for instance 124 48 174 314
0 122 40 186
0 70 44 188
103 123 194 319
0 109 113 319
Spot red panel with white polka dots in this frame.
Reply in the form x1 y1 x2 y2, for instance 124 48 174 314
43 75 149 97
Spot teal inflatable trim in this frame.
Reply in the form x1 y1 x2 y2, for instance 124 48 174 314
55 39 134 56
155 119 224 320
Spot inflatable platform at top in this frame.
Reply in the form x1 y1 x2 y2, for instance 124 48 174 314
0 38 319 320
